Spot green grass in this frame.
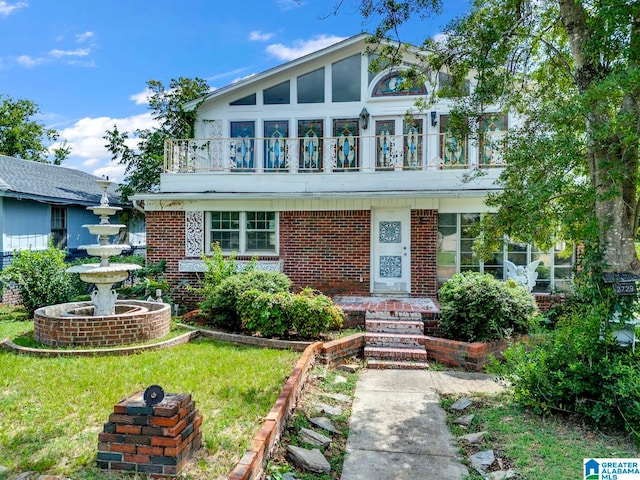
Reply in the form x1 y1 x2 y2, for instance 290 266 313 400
443 392 639 479
0 315 299 479
266 363 360 480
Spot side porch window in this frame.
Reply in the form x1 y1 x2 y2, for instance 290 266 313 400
207 211 277 255
437 212 573 293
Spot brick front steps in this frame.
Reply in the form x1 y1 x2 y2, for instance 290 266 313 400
364 311 429 369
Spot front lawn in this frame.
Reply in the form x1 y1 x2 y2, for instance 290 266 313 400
0 317 299 479
444 392 640 479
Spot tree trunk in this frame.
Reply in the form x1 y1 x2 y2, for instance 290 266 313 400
559 0 640 273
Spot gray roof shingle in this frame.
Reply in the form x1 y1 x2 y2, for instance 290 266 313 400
0 155 123 206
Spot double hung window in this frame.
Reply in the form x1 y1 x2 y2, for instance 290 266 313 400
208 211 277 254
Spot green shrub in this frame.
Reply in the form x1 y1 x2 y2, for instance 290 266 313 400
0 245 73 316
236 287 344 339
438 271 538 342
238 289 292 337
494 310 640 442
289 288 344 338
201 270 291 330
490 270 640 443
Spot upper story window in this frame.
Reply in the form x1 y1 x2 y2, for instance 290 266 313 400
438 72 470 96
297 68 325 104
263 81 290 105
372 72 427 97
332 54 361 102
298 119 323 172
479 114 507 167
440 115 468 168
230 93 257 106
230 121 255 171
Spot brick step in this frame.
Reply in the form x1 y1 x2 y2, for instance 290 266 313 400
365 332 425 348
366 359 430 370
365 311 423 322
364 346 428 362
365 319 424 335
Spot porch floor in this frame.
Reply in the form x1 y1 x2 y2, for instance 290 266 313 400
332 296 440 315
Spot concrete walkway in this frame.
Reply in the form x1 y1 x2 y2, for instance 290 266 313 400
341 370 504 480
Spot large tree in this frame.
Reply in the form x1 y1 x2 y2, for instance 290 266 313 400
0 94 70 164
360 0 640 277
104 77 210 200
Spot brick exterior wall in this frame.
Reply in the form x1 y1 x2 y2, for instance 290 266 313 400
411 209 438 297
146 211 200 308
279 210 371 295
147 208 440 309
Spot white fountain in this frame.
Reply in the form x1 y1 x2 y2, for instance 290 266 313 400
66 179 142 316
34 180 171 348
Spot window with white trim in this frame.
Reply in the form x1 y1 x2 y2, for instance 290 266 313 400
207 211 277 254
437 213 573 293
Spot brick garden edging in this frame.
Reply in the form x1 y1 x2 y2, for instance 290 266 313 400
228 341 324 480
424 335 528 371
321 332 365 365
0 330 200 357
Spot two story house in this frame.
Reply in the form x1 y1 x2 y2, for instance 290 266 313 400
133 34 572 308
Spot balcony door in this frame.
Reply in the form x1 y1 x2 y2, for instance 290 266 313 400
372 208 411 295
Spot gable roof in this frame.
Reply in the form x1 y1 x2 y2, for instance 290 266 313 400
0 155 122 206
185 33 371 110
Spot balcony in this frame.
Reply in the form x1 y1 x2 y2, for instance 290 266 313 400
164 133 506 174
160 133 506 195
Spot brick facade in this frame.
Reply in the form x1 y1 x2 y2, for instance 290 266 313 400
279 210 371 295
146 211 200 308
411 209 438 297
146 208 441 309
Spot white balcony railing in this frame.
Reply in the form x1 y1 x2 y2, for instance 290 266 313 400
164 133 506 174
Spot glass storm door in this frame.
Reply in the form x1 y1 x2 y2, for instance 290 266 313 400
372 208 411 294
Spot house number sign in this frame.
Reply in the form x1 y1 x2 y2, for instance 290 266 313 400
603 272 640 296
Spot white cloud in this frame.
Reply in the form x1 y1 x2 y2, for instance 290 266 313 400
206 67 248 84
16 54 43 67
49 47 91 58
249 31 274 42
266 34 347 61
433 33 448 44
76 31 94 43
276 0 301 11
54 113 157 182
129 88 153 105
92 162 127 182
0 1 27 17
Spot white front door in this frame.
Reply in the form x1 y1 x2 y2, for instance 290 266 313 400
372 208 411 295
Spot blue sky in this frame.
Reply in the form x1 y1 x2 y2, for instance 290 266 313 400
0 0 469 181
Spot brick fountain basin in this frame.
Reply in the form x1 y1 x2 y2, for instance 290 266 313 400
34 300 171 348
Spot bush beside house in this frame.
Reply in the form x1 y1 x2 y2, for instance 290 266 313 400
438 271 539 343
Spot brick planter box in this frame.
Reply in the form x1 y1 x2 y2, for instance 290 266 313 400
424 335 526 371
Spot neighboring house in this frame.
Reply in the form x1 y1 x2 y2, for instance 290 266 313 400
132 34 572 308
0 154 146 271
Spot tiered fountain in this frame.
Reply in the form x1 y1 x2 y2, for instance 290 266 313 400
34 180 171 347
